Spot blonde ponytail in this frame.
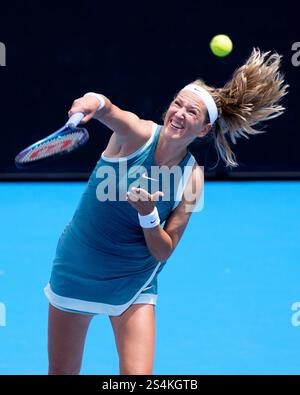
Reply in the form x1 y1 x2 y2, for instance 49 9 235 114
192 48 289 168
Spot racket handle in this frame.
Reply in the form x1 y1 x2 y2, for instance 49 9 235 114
66 112 84 127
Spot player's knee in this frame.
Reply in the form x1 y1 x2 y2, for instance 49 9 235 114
119 362 153 375
120 367 153 375
48 363 81 375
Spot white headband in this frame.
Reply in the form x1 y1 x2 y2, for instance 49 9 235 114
181 84 218 124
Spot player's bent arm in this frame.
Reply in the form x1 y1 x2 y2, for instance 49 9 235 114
142 164 204 261
69 93 152 143
94 96 152 142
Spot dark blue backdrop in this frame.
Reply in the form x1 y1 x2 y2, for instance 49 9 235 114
0 0 299 178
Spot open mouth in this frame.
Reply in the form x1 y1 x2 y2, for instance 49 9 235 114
170 120 184 131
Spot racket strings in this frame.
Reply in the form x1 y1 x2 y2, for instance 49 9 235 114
18 131 86 163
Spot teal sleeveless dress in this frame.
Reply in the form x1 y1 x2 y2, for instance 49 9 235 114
44 123 196 315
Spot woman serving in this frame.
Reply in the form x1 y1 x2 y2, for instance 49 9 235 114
45 48 288 375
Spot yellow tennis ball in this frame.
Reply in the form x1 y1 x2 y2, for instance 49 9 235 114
210 34 233 57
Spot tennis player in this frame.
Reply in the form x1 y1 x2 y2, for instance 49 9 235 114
44 48 288 375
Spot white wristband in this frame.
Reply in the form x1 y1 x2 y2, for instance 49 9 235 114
84 92 105 111
138 206 160 228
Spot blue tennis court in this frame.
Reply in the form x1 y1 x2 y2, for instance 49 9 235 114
0 180 299 374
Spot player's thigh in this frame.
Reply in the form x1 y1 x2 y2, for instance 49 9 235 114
109 303 156 374
48 304 94 374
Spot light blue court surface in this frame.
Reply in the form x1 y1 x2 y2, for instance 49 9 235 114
0 181 299 374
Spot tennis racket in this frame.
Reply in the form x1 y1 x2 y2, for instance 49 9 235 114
15 112 89 169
